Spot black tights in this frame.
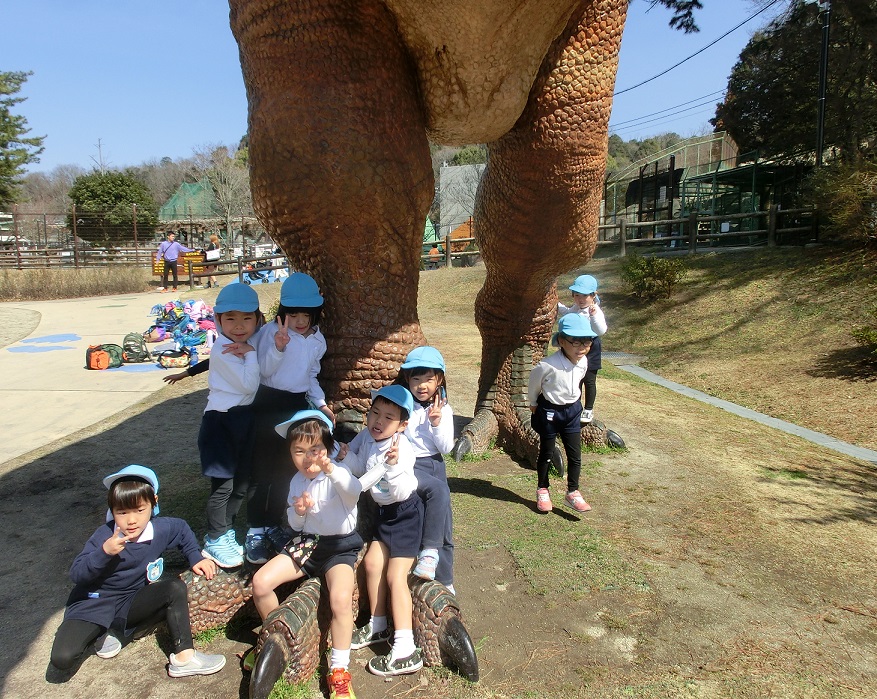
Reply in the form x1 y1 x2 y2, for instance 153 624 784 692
50 578 192 671
581 369 598 410
536 429 582 493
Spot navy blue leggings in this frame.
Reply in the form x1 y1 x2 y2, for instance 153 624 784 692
414 454 454 586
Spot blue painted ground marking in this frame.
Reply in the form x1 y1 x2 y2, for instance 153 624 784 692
21 334 80 344
115 363 163 372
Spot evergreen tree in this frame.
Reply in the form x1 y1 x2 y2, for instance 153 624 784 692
0 71 45 209
713 1 877 163
67 171 159 246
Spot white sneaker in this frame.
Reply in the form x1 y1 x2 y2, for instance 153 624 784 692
581 409 594 424
94 631 122 659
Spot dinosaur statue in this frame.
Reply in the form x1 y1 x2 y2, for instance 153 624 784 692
228 0 628 453
218 0 631 692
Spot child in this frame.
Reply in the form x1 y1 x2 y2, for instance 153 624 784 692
50 465 225 678
198 283 263 568
249 410 365 699
246 272 333 565
395 346 456 591
558 274 608 424
528 314 597 514
346 385 424 677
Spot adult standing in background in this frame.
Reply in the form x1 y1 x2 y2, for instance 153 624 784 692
156 231 196 293
204 234 221 288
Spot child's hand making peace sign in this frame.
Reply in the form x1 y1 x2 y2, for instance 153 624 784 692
292 492 314 516
385 434 400 466
274 315 291 352
428 392 445 427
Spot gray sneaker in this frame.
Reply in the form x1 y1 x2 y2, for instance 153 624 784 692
350 621 392 650
367 647 423 677
94 631 122 659
168 650 227 677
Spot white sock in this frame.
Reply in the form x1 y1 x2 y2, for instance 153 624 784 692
370 615 388 634
390 629 415 660
329 647 350 670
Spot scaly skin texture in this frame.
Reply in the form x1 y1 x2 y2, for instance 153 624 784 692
229 0 628 445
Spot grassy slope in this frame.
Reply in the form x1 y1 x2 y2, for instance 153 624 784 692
560 246 877 451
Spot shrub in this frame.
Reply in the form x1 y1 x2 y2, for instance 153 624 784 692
619 250 688 299
852 308 877 359
807 159 877 245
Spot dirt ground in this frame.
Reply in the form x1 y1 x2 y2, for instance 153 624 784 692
2 294 876 699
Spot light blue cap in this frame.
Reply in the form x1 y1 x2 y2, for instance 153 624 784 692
569 274 598 295
558 313 598 338
103 464 160 515
280 272 323 307
274 409 334 438
371 384 414 417
214 282 259 313
400 346 446 372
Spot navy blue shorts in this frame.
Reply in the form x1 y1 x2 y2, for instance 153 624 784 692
531 395 582 438
375 493 423 558
283 531 364 578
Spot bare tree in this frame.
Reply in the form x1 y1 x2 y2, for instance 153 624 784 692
190 144 253 249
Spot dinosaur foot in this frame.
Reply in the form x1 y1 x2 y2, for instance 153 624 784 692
410 578 479 681
583 419 625 450
452 408 498 460
250 633 288 699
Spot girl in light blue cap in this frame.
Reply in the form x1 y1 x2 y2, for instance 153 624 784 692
394 346 456 591
246 272 331 565
528 314 597 515
558 273 608 424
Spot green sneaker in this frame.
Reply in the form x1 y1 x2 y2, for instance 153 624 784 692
367 648 423 677
350 622 391 650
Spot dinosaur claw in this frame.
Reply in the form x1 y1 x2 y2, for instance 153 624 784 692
249 634 288 699
452 434 473 461
606 429 625 449
551 443 565 477
438 615 480 682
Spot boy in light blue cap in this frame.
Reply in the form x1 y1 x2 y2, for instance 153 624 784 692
344 384 426 677
558 273 608 424
50 465 225 679
528 313 597 515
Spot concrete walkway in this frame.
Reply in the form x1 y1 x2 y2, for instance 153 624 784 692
613 362 877 466
0 292 175 465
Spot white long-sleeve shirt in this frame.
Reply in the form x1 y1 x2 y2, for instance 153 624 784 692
528 349 588 407
405 402 455 457
345 430 418 505
557 302 608 336
204 336 261 412
257 322 327 407
286 462 362 536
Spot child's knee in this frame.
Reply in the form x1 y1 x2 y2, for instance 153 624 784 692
50 644 80 671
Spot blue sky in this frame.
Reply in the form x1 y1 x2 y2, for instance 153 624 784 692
3 0 787 174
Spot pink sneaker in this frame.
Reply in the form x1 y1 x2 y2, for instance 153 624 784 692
536 488 552 513
564 490 591 513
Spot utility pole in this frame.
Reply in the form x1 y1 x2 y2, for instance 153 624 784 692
815 0 831 167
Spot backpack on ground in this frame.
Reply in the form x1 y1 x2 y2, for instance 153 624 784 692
122 332 151 363
156 348 191 369
86 343 124 370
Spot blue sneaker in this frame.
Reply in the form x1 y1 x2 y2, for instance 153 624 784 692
202 535 243 568
265 525 292 552
245 530 272 565
223 529 244 556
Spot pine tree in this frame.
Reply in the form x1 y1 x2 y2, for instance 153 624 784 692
0 71 45 208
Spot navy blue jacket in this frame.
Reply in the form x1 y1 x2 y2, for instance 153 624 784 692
63 518 202 628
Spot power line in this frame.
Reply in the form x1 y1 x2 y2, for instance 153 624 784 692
613 0 783 96
610 90 725 128
610 107 717 136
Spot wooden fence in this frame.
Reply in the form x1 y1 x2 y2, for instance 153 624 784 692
2 205 818 272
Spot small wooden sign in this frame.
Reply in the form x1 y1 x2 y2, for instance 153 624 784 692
152 251 206 277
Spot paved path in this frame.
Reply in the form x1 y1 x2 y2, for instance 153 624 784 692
0 293 173 465
613 362 877 466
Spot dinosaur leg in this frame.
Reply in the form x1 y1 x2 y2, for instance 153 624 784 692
230 0 434 435
459 0 629 462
